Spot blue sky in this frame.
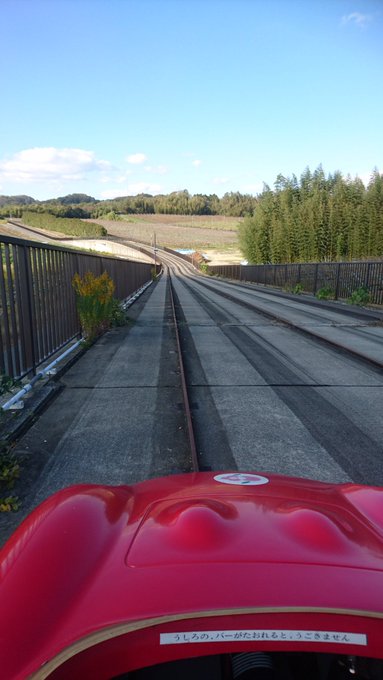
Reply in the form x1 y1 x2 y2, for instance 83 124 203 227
1 0 382 200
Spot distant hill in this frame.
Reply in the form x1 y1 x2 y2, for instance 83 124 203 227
0 195 36 207
0 193 98 208
53 193 97 205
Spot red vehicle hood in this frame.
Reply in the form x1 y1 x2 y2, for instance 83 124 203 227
1 472 383 678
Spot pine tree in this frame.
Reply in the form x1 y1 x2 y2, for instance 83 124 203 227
238 167 381 264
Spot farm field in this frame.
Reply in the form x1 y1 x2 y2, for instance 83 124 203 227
0 214 245 264
93 214 244 264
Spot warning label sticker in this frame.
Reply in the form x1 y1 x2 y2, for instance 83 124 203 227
160 629 367 646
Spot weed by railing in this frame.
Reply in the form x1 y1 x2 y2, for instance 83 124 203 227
0 235 155 379
0 374 22 512
72 271 116 343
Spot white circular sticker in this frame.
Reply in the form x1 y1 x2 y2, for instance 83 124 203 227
214 473 269 486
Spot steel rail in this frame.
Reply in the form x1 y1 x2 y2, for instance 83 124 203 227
168 269 199 472
153 247 383 371
188 275 383 372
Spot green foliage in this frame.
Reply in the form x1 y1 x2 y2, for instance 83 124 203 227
0 204 23 219
316 286 335 300
56 193 96 205
199 261 209 274
110 299 127 327
348 286 371 306
0 374 22 511
72 271 116 341
103 211 121 221
0 451 20 488
91 190 256 218
22 210 107 238
50 206 92 218
1 190 257 219
292 283 304 295
0 374 20 396
0 495 20 512
240 167 383 264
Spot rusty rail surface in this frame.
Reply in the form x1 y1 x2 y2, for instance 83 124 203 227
209 261 383 305
168 271 199 472
0 235 155 379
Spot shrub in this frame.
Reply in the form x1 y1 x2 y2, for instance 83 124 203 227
0 448 20 512
110 298 127 327
0 375 22 512
316 286 334 300
72 271 115 341
104 211 122 221
0 374 20 396
348 286 371 306
292 283 304 295
22 210 107 238
0 495 20 512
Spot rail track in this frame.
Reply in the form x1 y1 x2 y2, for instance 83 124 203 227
1 244 382 550
161 249 383 485
162 249 383 368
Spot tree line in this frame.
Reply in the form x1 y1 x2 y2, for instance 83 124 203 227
95 190 257 217
0 190 257 219
239 167 383 263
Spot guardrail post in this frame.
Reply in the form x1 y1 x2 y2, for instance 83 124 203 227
334 263 341 300
19 245 37 375
365 262 371 289
313 263 318 294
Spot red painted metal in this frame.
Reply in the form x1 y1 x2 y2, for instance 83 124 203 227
1 472 383 679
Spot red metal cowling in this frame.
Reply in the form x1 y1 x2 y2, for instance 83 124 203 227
1 472 383 679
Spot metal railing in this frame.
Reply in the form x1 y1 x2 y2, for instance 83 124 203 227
0 236 155 379
208 261 383 306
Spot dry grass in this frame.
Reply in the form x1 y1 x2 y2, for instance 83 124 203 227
202 247 244 265
93 214 242 252
0 215 244 265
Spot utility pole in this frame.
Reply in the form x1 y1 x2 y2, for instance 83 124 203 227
153 232 157 272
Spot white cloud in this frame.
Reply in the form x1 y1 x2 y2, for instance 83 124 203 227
341 12 372 27
126 153 147 165
118 172 133 182
192 159 202 167
0 147 111 183
144 164 168 175
100 171 133 186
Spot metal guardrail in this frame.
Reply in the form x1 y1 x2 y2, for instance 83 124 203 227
0 235 155 379
209 261 383 306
